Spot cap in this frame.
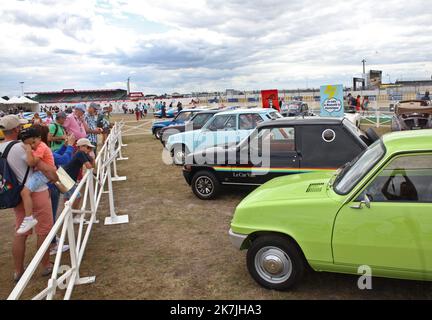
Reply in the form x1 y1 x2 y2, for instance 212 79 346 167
56 111 67 119
74 103 86 113
0 115 28 130
77 138 95 148
20 127 41 141
89 102 101 110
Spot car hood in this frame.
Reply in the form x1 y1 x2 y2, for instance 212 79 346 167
238 171 335 206
153 120 174 127
167 129 201 145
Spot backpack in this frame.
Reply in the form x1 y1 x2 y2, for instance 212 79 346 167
50 123 63 148
0 141 30 209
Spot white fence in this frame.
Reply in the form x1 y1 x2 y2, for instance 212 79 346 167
8 122 129 300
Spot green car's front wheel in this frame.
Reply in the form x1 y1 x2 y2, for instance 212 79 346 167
247 235 305 290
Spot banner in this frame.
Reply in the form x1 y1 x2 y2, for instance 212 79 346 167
320 85 344 117
261 89 279 111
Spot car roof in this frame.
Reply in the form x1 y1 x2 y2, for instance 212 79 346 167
382 129 432 154
216 108 278 116
194 110 220 115
180 108 207 112
257 116 343 128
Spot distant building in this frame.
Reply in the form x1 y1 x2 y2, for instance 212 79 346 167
28 88 128 104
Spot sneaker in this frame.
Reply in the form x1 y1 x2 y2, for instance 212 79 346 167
16 216 38 234
73 215 82 224
49 244 70 256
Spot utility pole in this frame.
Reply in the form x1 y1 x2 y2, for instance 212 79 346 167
361 59 366 90
361 59 366 75
19 82 24 96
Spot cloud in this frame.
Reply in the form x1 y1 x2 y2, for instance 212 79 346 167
0 0 431 96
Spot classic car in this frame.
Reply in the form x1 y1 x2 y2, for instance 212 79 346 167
391 100 432 131
229 129 432 290
159 110 220 146
151 109 206 139
183 117 377 199
153 107 178 119
280 101 311 117
166 108 282 165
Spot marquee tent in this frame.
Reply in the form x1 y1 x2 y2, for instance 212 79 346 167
3 96 39 112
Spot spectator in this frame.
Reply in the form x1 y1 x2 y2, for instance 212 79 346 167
421 91 430 101
48 112 67 151
135 105 141 121
84 103 103 155
45 111 54 125
63 104 87 142
98 107 111 144
0 115 55 281
177 101 183 113
32 113 42 125
61 138 95 222
362 96 370 113
356 95 361 112
161 102 167 118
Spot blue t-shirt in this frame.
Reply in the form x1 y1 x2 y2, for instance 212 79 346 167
62 151 91 182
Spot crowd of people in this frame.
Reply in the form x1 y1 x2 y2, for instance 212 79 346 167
346 93 370 113
0 102 113 283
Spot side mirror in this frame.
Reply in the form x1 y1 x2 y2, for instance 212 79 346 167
351 194 371 210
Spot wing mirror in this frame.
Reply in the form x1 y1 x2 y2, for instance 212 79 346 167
351 194 371 210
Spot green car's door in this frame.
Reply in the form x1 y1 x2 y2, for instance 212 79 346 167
332 153 432 275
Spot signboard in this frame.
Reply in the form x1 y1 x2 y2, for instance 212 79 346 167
320 85 344 117
261 89 279 111
369 70 382 87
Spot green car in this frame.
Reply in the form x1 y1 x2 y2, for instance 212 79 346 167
229 129 432 290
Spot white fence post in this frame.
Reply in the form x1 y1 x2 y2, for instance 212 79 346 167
8 121 128 300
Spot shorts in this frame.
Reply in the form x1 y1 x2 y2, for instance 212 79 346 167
64 185 81 200
14 190 53 236
25 171 49 192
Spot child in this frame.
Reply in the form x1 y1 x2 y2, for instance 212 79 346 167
17 127 57 234
62 138 95 218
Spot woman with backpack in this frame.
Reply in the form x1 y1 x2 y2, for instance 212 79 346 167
47 112 67 152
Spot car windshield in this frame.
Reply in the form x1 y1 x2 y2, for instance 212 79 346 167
334 140 385 195
175 111 193 122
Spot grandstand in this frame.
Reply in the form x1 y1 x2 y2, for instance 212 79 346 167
27 89 128 104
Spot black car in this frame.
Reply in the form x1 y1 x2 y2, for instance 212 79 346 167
183 117 378 200
160 110 220 146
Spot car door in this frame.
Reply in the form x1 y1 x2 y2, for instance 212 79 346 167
332 153 432 274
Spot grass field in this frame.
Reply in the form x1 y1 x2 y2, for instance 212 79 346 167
1 114 431 300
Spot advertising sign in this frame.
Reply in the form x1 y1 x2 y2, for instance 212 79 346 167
261 89 279 111
320 85 344 117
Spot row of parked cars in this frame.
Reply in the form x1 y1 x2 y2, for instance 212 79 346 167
151 107 432 290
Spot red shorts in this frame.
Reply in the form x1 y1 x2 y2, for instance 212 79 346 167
14 190 53 236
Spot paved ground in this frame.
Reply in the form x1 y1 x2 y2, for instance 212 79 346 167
1 114 431 300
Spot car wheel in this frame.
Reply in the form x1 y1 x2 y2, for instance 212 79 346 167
172 144 188 165
247 235 305 291
191 170 220 200
154 128 162 140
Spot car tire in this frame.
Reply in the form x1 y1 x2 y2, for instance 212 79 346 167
191 170 221 200
172 144 188 165
246 235 305 291
154 128 162 140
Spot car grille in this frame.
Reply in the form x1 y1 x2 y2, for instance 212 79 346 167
403 118 429 129
306 183 324 193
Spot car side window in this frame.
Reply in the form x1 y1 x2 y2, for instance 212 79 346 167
270 127 295 152
206 115 234 131
357 154 432 203
192 114 212 127
239 114 263 130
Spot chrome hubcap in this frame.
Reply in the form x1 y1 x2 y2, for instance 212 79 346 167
195 177 213 195
255 247 292 284
174 150 185 163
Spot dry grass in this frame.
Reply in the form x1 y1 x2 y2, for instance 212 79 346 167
1 114 431 300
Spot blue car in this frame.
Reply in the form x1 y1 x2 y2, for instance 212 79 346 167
166 108 282 164
154 107 178 118
151 109 207 139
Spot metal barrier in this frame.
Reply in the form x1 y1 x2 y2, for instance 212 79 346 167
8 121 129 300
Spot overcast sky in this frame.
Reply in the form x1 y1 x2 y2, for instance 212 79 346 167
1 0 431 96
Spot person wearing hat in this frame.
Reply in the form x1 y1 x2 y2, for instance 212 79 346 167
84 103 103 155
62 103 87 142
0 115 55 281
61 138 95 213
48 111 67 151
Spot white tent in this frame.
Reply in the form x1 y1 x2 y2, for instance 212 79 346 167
4 96 39 112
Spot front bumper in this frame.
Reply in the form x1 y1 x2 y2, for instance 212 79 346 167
228 228 248 250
